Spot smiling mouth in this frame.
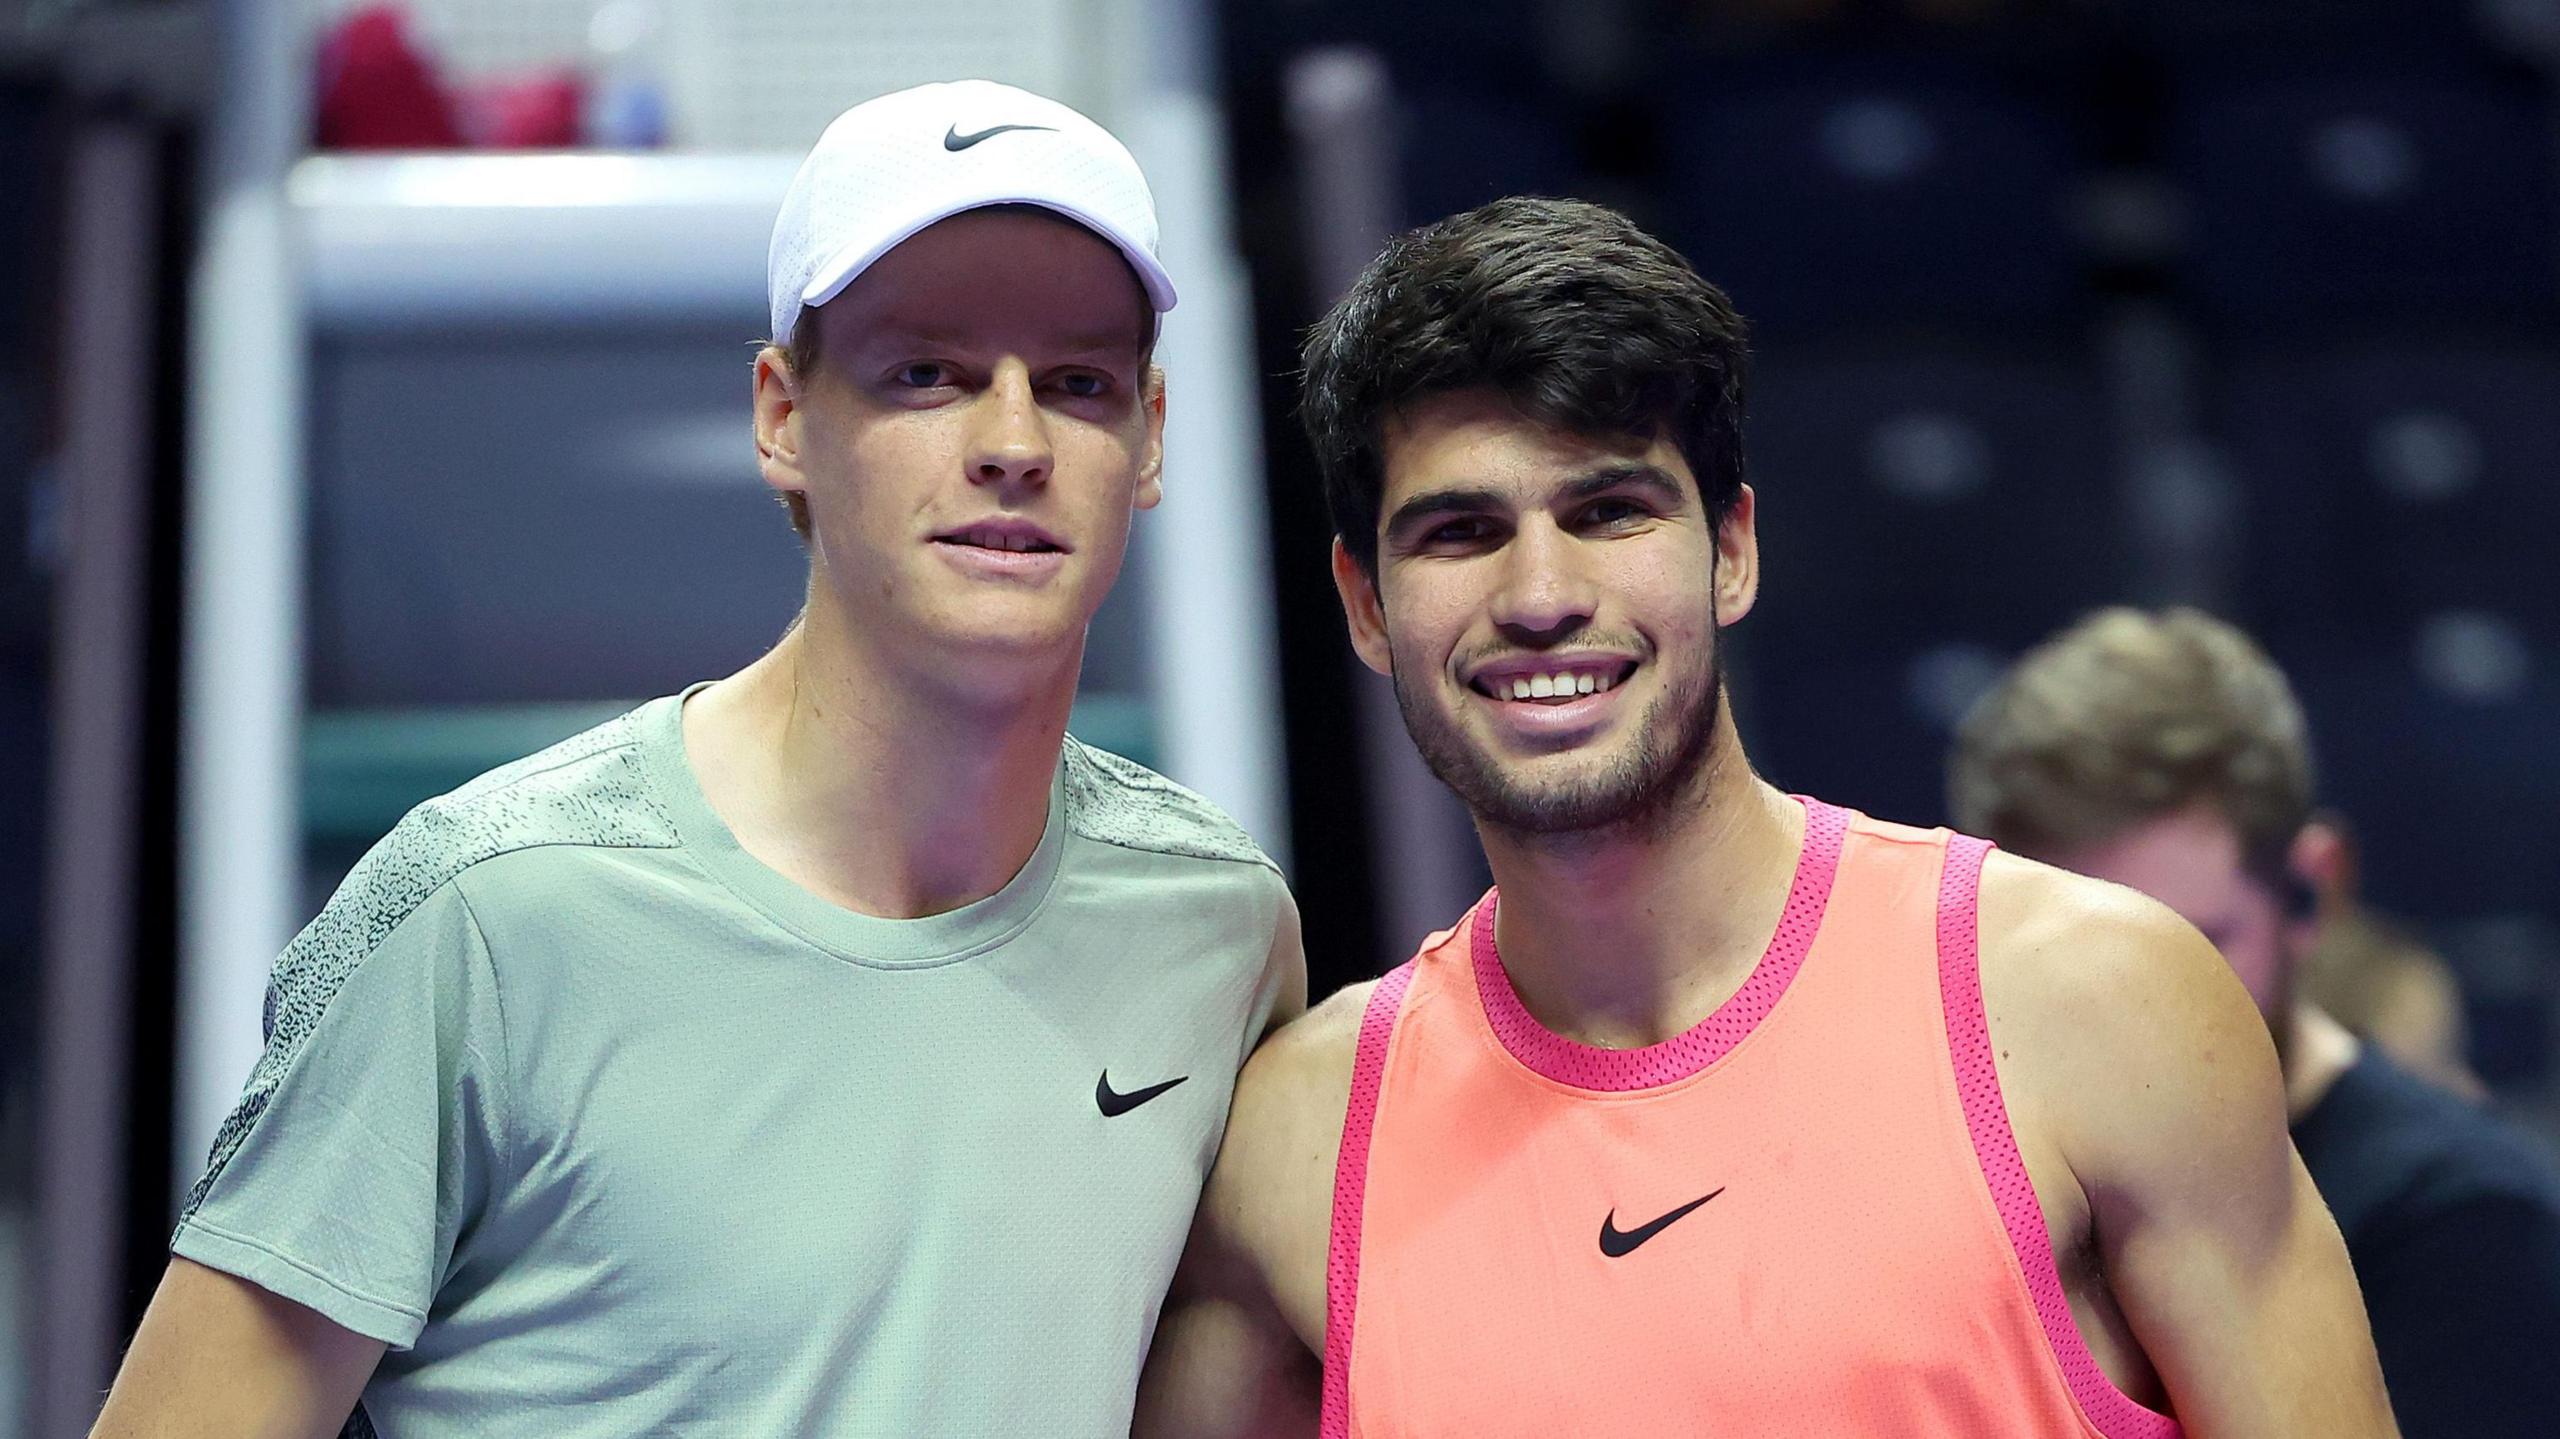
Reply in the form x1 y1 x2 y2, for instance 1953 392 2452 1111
1469 661 1638 704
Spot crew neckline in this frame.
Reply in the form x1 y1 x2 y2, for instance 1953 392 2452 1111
638 682 1068 968
1469 797 1848 1092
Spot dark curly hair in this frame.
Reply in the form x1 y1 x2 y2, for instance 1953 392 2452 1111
1300 196 1751 575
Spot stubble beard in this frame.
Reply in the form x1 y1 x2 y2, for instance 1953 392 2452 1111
1391 632 1726 844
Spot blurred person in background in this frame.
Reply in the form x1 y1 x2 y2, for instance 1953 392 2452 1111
1138 197 2395 1438
91 80 1301 1439
2292 813 2487 1102
1949 606 2560 1439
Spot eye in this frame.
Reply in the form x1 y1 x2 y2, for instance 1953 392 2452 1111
892 361 952 389
1580 496 1651 527
1053 370 1112 399
1424 516 1495 546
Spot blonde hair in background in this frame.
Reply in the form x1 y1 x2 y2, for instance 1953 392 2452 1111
1946 606 2314 876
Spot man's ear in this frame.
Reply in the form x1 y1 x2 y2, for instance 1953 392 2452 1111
1331 537 1393 677
1713 483 1760 629
2292 815 2356 909
753 344 809 505
1134 364 1166 511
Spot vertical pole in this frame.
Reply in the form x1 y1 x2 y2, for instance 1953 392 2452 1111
174 0 307 1196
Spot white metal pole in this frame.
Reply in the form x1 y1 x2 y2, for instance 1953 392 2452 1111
1123 0 1292 865
175 0 307 1198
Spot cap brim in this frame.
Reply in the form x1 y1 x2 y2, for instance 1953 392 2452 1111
797 192 1176 332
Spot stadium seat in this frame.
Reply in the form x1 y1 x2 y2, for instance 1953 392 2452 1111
2168 66 2560 324
2275 628 2560 923
1736 641 2013 833
1659 56 2084 337
1742 336 2119 651
2211 334 2560 638
1399 89 1583 227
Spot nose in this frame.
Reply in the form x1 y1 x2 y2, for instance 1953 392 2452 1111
1488 516 1596 646
965 360 1053 490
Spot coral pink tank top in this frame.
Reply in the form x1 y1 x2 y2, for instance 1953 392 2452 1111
1321 799 2182 1438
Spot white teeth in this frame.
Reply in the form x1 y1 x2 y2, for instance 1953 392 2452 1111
1487 667 1622 700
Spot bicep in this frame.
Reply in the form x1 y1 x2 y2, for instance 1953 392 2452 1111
1136 1263 1319 1439
1141 980 1358 1437
1135 1127 1322 1439
93 1257 385 1439
2064 915 2395 1434
2104 1144 2393 1437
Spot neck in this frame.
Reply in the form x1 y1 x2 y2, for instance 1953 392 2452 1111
2281 1002 2361 1123
1480 716 1805 1050
684 596 1079 920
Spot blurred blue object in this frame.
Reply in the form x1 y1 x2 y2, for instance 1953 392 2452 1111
1399 89 1581 228
2170 66 2560 323
2133 0 2522 58
1739 641 2012 832
2276 629 2560 925
1246 0 1550 75
1742 337 2118 651
1660 58 2083 337
2216 334 2560 637
305 329 813 706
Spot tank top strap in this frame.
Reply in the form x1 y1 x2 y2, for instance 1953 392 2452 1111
1322 954 1422 1439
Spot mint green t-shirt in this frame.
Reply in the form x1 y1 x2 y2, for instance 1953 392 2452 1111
174 691 1291 1437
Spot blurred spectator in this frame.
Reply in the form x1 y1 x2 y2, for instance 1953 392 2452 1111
1948 606 2560 1439
2292 813 2488 1102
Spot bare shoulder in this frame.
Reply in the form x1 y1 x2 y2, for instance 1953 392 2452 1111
1974 851 2285 1179
1219 977 1377 1201
1976 850 2259 1042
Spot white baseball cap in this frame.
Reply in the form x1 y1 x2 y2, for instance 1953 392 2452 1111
767 79 1177 347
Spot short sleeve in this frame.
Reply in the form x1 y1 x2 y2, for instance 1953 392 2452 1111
173 878 512 1349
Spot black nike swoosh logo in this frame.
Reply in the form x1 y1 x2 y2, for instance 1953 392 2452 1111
1598 1188 1725 1257
1096 1071 1189 1117
944 122 1059 151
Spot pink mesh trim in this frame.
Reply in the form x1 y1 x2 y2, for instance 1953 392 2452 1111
1936 836 2182 1439
1469 797 1847 1092
1321 959 1418 1439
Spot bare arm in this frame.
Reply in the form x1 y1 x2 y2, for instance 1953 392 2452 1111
1989 859 2397 1438
1137 980 1368 1438
91 1256 385 1439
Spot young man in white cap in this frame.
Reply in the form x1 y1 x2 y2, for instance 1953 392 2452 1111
93 79 1302 1439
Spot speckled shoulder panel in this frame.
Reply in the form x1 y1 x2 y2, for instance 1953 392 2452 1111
181 708 679 1220
1060 736 1278 872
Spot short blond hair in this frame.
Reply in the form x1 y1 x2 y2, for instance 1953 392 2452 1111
1948 608 2314 875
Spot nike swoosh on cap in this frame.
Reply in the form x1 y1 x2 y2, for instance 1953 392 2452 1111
945 122 1059 151
1598 1188 1726 1257
1096 1071 1189 1117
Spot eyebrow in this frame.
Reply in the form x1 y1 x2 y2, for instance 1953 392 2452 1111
1382 462 1688 541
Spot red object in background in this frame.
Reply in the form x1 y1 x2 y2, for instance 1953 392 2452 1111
463 71 587 149
316 5 462 149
